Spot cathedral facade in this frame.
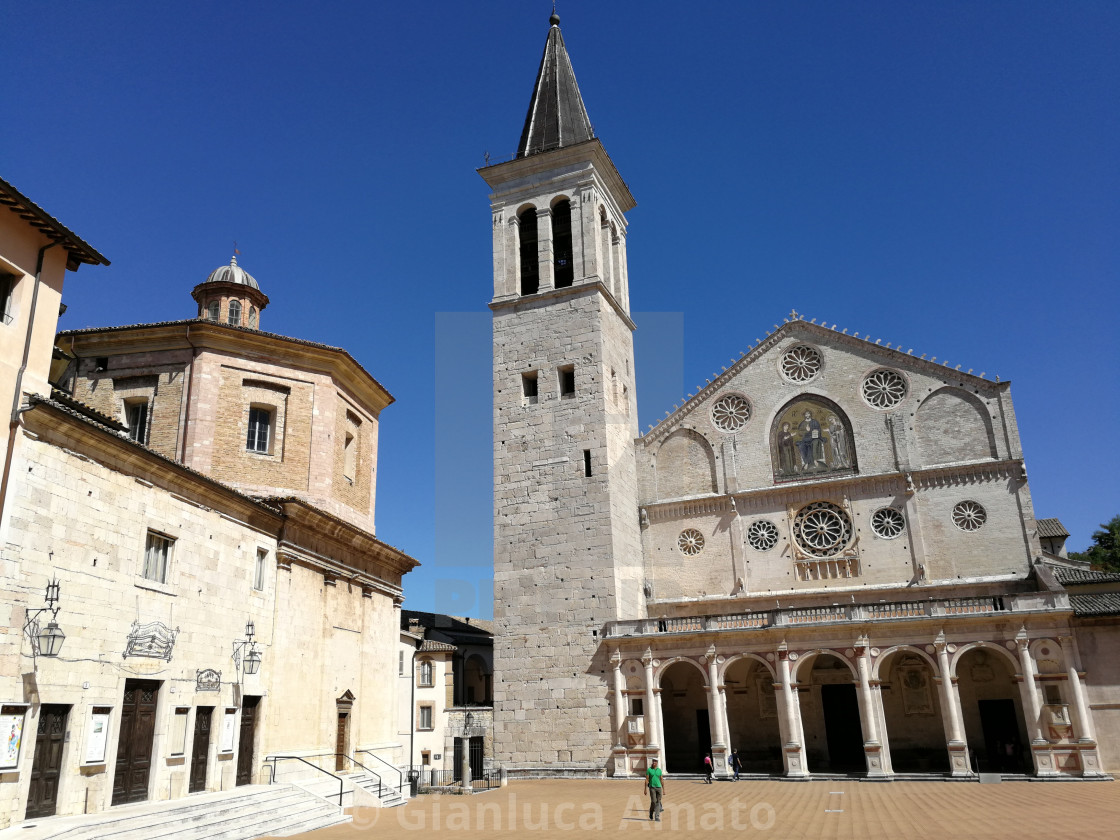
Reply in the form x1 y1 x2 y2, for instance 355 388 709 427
487 15 1120 780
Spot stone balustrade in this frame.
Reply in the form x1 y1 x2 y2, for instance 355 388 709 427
604 590 1069 639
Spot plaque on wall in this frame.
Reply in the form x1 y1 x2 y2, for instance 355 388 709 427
196 669 221 692
898 658 934 715
84 707 112 764
0 705 28 769
123 620 180 661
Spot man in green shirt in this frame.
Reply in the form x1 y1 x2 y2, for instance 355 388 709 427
645 758 664 821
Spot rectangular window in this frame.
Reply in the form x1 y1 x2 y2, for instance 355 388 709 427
246 407 271 453
126 400 149 445
143 531 173 583
399 651 405 676
558 365 575 398
419 705 433 731
0 272 15 326
253 548 267 591
521 371 538 405
583 449 592 477
421 751 431 766
630 698 644 716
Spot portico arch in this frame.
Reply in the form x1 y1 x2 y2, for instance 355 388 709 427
797 652 865 773
877 648 948 773
723 655 782 773
954 645 1031 773
658 660 709 773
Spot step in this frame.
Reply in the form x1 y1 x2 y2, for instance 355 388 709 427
24 785 344 840
52 788 309 840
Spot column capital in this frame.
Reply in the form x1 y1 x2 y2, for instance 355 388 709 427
642 648 654 667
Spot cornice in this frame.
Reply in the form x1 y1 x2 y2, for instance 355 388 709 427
639 315 1010 447
57 320 393 414
490 278 635 332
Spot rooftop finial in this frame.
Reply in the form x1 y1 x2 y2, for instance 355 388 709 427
550 10 560 26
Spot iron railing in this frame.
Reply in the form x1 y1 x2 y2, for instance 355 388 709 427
266 753 385 805
357 749 405 792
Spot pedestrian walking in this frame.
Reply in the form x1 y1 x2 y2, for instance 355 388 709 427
703 752 713 783
645 758 664 821
730 748 742 781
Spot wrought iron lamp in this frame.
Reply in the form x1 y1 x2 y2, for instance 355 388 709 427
232 619 262 677
24 579 66 658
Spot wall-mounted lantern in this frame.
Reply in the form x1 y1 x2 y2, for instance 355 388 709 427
24 580 65 659
232 619 262 678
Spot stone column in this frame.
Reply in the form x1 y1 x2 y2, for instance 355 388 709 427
1015 634 1054 777
610 650 630 776
617 231 630 311
777 645 808 776
854 640 887 777
1058 635 1105 776
599 217 614 296
578 185 599 282
642 648 658 757
705 647 729 778
506 214 522 297
934 634 970 776
535 207 554 291
655 689 666 768
1058 635 1094 742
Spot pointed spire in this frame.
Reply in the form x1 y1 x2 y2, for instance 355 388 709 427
517 12 595 158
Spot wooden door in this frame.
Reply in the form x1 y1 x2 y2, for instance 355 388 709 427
236 697 259 786
189 707 212 793
335 712 348 772
25 705 68 819
112 680 159 805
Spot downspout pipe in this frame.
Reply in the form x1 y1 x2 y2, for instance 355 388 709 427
1 242 59 527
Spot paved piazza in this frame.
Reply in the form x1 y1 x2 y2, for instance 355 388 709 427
269 779 1120 839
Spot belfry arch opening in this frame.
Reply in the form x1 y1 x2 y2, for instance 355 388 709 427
518 207 539 295
877 649 948 773
551 198 573 288
723 658 782 773
659 661 709 773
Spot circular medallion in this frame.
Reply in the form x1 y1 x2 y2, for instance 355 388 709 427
793 501 853 557
871 507 906 539
952 500 987 532
780 344 823 383
677 528 705 556
711 394 752 432
747 519 780 551
861 369 907 409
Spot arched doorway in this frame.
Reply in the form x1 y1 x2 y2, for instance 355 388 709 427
659 661 709 773
463 654 491 705
723 657 782 773
956 646 1030 773
877 649 948 773
798 653 865 773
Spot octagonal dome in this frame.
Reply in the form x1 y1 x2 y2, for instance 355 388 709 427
204 255 259 290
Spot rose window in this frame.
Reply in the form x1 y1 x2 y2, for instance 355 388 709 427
780 345 823 383
747 519 779 551
862 369 907 409
678 528 705 556
952 501 987 532
711 394 751 432
793 501 853 557
871 507 906 539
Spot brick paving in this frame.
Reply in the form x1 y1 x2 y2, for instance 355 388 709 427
267 778 1120 839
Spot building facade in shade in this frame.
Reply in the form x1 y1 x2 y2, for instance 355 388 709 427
486 15 1120 780
397 612 494 783
0 177 417 829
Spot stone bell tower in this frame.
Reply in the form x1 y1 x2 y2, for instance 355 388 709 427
481 12 645 774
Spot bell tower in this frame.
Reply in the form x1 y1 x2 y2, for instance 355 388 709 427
481 13 644 774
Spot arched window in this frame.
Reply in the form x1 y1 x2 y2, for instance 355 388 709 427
207 301 220 321
518 208 539 295
228 299 242 325
248 306 258 329
552 199 573 288
418 659 434 687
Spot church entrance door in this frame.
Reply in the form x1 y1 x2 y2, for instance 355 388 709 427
112 679 160 806
25 705 68 819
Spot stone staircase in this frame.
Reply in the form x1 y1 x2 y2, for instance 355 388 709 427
2 784 348 840
293 771 406 809
347 771 405 807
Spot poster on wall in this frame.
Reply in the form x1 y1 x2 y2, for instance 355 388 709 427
84 707 112 764
1 705 28 769
220 709 237 752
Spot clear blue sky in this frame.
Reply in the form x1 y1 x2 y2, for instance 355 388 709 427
5 2 1118 618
